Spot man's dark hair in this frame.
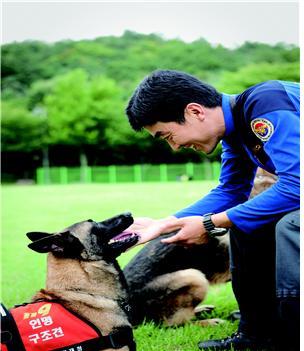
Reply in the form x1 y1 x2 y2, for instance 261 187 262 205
125 70 222 131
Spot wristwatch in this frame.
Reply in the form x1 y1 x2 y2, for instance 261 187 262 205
202 213 228 238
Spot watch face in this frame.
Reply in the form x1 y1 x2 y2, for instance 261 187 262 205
210 228 228 237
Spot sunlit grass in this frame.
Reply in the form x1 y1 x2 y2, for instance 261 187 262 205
1 182 237 350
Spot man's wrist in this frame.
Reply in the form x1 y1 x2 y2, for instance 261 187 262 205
210 212 233 228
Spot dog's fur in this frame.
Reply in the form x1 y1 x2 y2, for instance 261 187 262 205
124 233 230 326
27 213 138 351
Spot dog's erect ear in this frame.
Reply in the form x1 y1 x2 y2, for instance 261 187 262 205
27 232 52 242
28 231 84 258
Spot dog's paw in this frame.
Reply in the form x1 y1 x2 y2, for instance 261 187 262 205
197 318 225 326
194 304 215 315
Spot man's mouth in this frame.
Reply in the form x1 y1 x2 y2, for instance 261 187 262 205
185 144 199 151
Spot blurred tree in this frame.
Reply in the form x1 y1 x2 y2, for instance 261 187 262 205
2 100 47 152
44 69 135 178
27 79 56 110
234 42 299 64
2 41 55 92
2 33 299 97
216 62 300 93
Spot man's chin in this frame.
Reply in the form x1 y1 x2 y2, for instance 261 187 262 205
206 144 219 155
183 144 215 154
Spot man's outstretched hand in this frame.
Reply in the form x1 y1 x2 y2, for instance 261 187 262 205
127 216 209 246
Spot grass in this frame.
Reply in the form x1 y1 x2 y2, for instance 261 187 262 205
1 182 238 350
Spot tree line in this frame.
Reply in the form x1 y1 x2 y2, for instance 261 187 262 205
1 31 300 181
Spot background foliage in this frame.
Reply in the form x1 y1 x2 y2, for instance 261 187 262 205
1 31 300 181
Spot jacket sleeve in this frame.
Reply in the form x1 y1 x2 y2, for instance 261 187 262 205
226 109 300 233
174 140 257 218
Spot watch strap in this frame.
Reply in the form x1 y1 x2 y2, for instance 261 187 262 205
202 213 228 237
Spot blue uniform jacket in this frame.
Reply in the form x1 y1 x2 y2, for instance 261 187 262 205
174 80 300 233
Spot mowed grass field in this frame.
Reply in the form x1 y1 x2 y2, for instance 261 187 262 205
1 182 238 350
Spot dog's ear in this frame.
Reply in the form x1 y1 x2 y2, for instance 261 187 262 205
28 231 84 258
27 232 52 242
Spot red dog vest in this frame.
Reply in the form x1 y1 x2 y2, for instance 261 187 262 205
1 301 135 351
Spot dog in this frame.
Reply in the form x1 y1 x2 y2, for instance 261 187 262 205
1 213 139 351
124 233 230 327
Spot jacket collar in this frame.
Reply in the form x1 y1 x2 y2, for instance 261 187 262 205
222 93 236 137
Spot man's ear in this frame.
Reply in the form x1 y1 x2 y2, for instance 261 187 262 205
27 232 52 242
28 231 84 258
185 103 205 120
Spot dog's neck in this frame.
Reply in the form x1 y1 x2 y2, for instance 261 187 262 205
33 253 131 334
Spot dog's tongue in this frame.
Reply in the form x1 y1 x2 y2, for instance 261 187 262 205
111 230 138 242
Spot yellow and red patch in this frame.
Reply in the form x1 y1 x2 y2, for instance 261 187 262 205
250 118 274 141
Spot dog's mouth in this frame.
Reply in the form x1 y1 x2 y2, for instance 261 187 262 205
109 231 138 243
108 231 139 254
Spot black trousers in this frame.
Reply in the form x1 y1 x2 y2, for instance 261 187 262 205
229 210 300 348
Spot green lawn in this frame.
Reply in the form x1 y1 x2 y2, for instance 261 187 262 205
1 182 238 350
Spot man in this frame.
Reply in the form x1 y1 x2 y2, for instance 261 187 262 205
125 70 300 351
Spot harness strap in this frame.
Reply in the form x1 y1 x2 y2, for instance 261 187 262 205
52 327 136 351
101 327 136 350
1 303 26 351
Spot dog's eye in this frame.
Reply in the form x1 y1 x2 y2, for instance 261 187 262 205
87 219 94 222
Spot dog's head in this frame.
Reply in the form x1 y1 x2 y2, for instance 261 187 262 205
27 212 139 261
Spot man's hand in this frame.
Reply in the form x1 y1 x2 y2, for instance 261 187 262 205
127 215 209 246
126 216 177 245
127 217 156 232
127 212 232 246
161 216 208 245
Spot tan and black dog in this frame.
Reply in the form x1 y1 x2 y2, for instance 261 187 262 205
1 213 138 351
124 232 230 327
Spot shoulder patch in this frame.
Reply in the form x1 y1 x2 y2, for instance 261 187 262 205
250 118 274 141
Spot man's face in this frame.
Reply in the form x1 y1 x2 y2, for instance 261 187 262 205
145 104 223 154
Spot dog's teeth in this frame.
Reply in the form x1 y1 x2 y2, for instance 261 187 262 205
109 239 120 244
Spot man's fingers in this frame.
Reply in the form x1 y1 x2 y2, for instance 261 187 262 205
159 218 182 233
161 230 185 244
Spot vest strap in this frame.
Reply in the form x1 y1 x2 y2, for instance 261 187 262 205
0 303 25 351
97 327 136 350
52 327 136 351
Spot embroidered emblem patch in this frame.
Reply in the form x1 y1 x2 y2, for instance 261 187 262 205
250 118 274 141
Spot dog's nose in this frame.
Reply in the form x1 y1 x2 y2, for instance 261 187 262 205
122 212 132 218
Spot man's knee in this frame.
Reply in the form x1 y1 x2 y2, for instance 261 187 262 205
275 210 299 259
275 210 300 297
275 210 299 236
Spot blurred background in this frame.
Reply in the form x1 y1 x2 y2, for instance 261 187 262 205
2 1 300 184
